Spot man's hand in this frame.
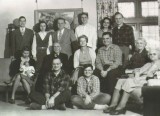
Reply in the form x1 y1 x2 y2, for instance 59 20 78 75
46 97 55 108
128 54 132 61
101 70 108 78
84 95 92 105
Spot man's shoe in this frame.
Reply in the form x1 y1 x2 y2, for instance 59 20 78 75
30 103 41 110
56 104 66 111
103 106 116 113
9 99 15 104
25 98 32 104
110 108 126 115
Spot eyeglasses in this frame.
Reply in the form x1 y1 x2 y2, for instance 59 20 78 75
103 38 110 40
84 70 92 72
149 53 157 56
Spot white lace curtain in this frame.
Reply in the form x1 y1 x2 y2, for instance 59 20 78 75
97 0 118 29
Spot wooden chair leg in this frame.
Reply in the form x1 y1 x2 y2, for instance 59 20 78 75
5 86 9 102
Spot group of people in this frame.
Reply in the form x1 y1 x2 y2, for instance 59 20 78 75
8 11 160 115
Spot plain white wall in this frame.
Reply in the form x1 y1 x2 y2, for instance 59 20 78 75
0 0 97 58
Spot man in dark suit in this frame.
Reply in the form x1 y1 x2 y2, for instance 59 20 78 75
35 42 69 92
51 18 79 58
12 16 34 58
112 12 135 67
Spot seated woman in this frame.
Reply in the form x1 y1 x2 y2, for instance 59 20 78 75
9 47 35 104
71 35 96 94
71 64 110 110
125 38 150 70
104 48 160 115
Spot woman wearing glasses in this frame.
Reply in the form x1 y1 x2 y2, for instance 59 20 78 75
104 48 160 115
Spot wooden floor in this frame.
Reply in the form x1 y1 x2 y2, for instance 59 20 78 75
0 100 142 116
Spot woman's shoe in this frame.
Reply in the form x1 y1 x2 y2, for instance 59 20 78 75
103 106 116 113
9 99 15 104
110 108 126 115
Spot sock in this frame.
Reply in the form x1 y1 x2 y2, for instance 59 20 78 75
41 105 47 110
94 104 108 110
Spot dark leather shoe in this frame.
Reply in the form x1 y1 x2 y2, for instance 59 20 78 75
56 104 66 111
103 106 116 113
9 99 15 104
110 108 126 115
25 98 31 104
30 103 41 110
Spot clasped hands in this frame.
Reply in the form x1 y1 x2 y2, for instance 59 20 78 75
84 95 92 105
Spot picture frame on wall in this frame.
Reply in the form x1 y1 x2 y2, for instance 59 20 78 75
34 8 83 32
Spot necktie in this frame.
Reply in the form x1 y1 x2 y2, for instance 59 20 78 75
21 28 25 36
58 30 62 41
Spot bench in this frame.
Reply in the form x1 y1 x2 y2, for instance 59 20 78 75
0 58 24 102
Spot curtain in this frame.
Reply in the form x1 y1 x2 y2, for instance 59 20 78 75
97 0 118 29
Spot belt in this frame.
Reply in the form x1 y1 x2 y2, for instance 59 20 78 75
37 47 47 50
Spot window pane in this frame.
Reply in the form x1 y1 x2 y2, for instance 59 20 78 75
141 1 158 17
118 2 135 18
142 25 160 48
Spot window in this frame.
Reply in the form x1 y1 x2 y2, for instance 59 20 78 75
118 0 158 49
142 25 159 48
141 1 158 17
118 2 135 18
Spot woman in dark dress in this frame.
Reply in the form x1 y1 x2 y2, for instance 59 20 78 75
97 17 112 49
32 21 52 71
9 47 35 104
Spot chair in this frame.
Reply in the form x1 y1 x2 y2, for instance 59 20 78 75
142 86 160 116
0 58 12 102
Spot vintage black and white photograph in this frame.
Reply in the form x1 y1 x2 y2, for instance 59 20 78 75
0 0 160 116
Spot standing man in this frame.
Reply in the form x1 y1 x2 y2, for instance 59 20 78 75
112 12 135 67
75 12 97 51
51 18 78 57
29 57 71 110
12 16 34 58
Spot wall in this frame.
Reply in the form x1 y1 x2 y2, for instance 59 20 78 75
0 0 97 58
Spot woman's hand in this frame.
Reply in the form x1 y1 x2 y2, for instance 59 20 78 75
71 69 79 84
33 57 37 61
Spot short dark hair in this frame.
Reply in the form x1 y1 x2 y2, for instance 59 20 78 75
39 21 48 31
80 12 88 18
52 56 62 63
78 35 88 43
57 17 65 23
83 64 93 71
102 32 112 38
114 12 124 18
19 16 26 21
22 46 30 52
100 17 112 29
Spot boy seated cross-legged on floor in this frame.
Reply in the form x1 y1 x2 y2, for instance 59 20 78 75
71 64 110 110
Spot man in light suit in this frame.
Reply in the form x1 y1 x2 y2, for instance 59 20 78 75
51 18 78 58
12 16 34 58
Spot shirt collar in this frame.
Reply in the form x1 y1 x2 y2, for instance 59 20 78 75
58 28 64 34
102 44 114 51
117 23 124 29
53 69 62 77
20 27 26 31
